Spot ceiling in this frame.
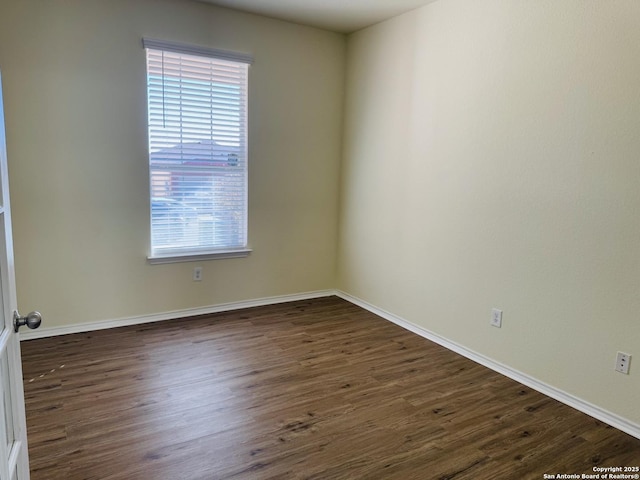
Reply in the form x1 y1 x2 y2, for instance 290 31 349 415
195 0 438 33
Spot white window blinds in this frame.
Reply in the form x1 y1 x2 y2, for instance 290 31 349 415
144 39 251 259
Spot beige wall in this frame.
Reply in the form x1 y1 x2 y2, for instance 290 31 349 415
0 0 345 327
339 0 640 424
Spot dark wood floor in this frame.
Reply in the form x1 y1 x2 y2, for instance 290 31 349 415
21 296 640 479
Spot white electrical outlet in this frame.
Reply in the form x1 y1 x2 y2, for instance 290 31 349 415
491 308 502 328
193 266 203 282
615 352 631 375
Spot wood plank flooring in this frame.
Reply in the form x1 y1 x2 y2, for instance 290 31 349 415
21 296 640 479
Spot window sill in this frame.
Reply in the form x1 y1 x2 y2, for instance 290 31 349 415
147 248 252 264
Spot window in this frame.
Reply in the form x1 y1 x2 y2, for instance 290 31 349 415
143 39 252 262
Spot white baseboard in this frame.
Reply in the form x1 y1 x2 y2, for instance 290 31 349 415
335 290 640 441
18 290 337 341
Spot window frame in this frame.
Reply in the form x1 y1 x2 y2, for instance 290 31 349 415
143 38 253 264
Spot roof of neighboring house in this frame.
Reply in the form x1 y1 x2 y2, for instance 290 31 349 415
150 140 241 166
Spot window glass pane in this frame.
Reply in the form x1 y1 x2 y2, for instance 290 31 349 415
145 45 249 257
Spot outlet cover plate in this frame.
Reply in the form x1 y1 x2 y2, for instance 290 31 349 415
615 352 631 375
193 266 203 282
491 308 502 328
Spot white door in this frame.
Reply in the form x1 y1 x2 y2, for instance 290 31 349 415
0 70 39 480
